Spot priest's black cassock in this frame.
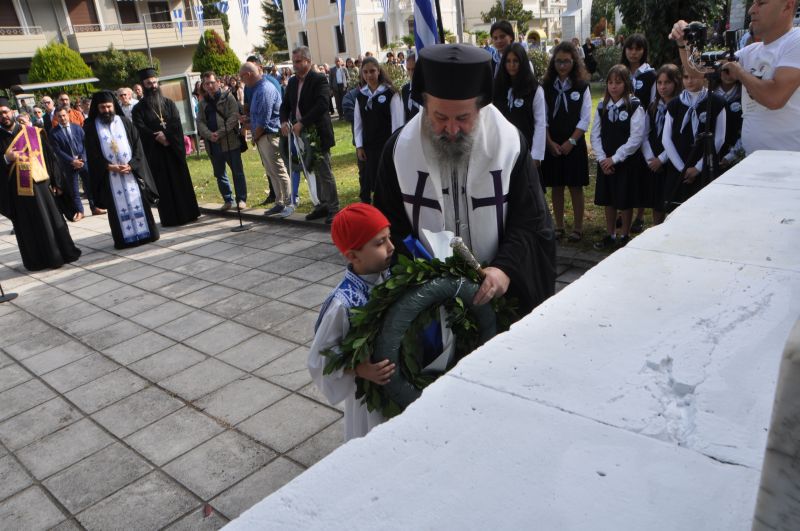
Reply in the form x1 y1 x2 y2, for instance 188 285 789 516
84 92 160 249
131 77 199 227
0 110 81 271
373 45 556 316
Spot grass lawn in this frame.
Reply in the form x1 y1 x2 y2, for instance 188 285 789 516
187 84 615 253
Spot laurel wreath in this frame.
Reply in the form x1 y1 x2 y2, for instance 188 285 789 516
323 254 517 418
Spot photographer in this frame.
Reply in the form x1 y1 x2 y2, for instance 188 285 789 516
670 0 800 155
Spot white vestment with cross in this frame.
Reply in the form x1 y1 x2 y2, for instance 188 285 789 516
391 105 522 264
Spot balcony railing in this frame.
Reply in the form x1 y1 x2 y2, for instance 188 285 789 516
65 18 222 35
0 25 43 36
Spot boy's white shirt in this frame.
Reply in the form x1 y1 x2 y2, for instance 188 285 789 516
307 270 387 442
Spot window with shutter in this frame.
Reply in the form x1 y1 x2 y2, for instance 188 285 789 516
65 0 99 26
0 0 21 27
117 1 139 24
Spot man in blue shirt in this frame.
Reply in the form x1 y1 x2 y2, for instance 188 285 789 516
241 61 292 216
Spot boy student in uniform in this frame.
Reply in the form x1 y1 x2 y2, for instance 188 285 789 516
307 203 397 441
353 57 404 204
641 64 682 225
490 20 515 77
541 42 592 243
661 69 726 208
621 34 658 234
591 65 646 250
493 43 547 170
713 64 744 170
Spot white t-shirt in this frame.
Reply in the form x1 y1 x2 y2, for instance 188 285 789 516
736 27 800 154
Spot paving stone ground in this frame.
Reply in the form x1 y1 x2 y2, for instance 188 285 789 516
0 206 595 530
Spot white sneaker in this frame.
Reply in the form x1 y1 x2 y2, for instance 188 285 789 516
221 202 234 211
237 201 247 209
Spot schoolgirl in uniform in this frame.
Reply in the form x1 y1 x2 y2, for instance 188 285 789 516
493 43 547 168
714 65 744 171
353 57 404 204
661 70 726 209
590 65 646 250
541 41 592 243
642 64 682 225
621 33 657 233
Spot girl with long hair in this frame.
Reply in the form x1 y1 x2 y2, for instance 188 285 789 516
541 41 591 242
493 43 547 168
353 56 404 203
590 65 646 249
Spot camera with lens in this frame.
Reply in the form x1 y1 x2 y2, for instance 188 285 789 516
683 21 739 81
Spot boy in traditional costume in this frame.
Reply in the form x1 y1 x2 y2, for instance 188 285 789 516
307 204 397 441
0 97 81 271
84 91 160 249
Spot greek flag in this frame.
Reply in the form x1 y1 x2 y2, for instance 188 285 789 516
336 0 345 29
215 1 229 13
413 0 438 51
240 0 250 32
172 8 183 39
380 0 390 21
273 0 281 9
298 0 308 27
194 2 204 34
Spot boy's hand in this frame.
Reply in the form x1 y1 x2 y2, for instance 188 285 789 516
355 359 396 385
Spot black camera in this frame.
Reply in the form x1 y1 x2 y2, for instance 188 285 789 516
683 21 708 48
684 22 738 80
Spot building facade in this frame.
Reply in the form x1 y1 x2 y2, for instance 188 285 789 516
281 0 459 65
0 0 268 87
461 0 568 40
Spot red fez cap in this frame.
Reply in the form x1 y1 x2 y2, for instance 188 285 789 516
331 204 390 254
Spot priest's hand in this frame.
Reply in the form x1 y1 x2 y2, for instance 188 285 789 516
356 148 367 161
154 131 169 146
6 151 18 163
473 267 510 306
354 359 396 385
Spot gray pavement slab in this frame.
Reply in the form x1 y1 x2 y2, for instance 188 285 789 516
154 276 213 299
194 376 290 425
194 262 251 283
64 369 148 414
127 300 195 329
0 397 82 451
81 319 147 350
124 407 225 466
254 346 313 390
177 284 239 308
286 259 343 282
233 300 305 331
76 471 198 531
0 379 56 423
41 353 118 394
132 270 186 290
91 386 183 439
269 310 319 344
205 291 271 319
16 418 113 480
0 365 32 393
230 249 283 268
287 420 345 468
164 430 276 500
211 457 305 520
215 333 295 372
237 394 341 453
21 341 94 376
279 283 332 309
183 321 259 356
165 507 228 530
62 309 123 337
258 255 316 275
105 291 169 319
43 443 152 513
102 331 175 365
128 344 207 382
2 319 67 360
0 486 66 530
155 309 225 342
0 455 33 501
159 358 246 402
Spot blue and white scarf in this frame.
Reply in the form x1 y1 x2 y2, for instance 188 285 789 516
552 78 572 118
679 88 708 136
359 84 388 111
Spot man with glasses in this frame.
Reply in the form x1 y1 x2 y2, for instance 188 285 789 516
51 93 84 127
40 97 55 134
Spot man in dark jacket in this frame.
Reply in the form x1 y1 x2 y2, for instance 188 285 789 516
280 46 340 224
197 70 247 210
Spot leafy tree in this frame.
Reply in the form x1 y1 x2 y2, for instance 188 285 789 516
28 43 95 96
594 45 622 78
260 0 287 52
401 34 415 48
92 46 160 90
616 0 726 67
591 0 616 35
480 0 534 38
192 30 241 76
527 48 550 83
202 1 231 42
473 30 490 46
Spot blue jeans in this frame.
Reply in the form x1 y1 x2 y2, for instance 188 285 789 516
210 148 247 203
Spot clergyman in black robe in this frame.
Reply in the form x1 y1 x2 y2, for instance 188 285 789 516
132 68 199 227
373 45 556 316
84 91 160 250
0 98 81 271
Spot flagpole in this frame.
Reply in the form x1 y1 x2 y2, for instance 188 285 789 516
434 0 445 44
142 13 154 65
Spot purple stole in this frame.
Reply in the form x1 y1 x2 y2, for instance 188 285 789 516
4 126 47 197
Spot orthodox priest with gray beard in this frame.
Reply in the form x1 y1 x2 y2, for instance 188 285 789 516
84 91 160 249
132 68 199 227
373 44 556 316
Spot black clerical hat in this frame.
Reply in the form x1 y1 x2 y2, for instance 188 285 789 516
0 97 11 109
138 67 158 82
411 44 493 108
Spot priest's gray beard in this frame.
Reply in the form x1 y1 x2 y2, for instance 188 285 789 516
420 108 482 247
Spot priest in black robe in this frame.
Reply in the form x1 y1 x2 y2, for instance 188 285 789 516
0 98 81 271
373 45 556 316
131 68 199 227
84 91 160 250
